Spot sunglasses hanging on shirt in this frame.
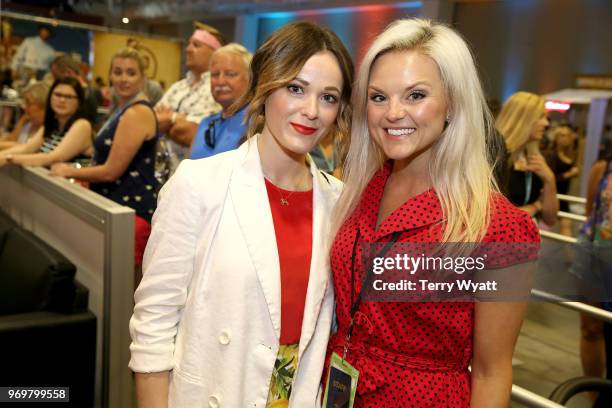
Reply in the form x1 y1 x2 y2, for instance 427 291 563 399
204 118 221 148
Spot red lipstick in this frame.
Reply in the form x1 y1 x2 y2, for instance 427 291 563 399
290 122 317 136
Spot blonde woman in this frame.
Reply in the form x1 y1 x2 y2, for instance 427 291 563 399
129 22 353 407
51 48 158 268
324 19 539 406
0 82 48 150
497 91 558 225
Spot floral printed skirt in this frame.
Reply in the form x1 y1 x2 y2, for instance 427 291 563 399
266 343 299 408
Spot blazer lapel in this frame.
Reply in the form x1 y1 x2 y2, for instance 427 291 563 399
298 161 338 358
229 138 282 340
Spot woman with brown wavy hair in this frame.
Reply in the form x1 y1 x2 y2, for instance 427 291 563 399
129 21 353 408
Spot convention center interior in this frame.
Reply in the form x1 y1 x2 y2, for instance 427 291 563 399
1 0 612 407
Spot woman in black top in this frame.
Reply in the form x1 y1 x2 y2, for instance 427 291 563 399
545 125 579 235
51 48 158 273
0 77 92 167
496 91 558 226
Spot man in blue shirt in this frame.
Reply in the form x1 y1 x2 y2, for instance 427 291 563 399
190 43 251 160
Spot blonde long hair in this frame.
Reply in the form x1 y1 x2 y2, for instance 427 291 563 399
496 91 546 163
333 18 496 244
22 81 50 108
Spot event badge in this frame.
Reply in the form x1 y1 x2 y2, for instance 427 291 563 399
322 352 359 408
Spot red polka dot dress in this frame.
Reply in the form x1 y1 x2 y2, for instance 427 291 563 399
324 163 540 407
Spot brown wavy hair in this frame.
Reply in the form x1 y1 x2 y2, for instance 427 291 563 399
229 21 354 160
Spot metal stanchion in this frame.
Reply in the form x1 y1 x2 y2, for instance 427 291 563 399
557 193 586 205
511 385 565 408
557 210 586 222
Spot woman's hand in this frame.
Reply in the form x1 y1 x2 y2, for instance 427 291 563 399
50 162 74 178
0 154 21 167
525 154 558 226
5 154 19 166
521 200 542 217
526 154 555 184
563 166 580 180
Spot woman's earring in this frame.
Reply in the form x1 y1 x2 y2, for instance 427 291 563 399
444 113 451 128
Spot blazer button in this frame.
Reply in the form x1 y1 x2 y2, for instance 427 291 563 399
208 395 220 408
218 330 231 345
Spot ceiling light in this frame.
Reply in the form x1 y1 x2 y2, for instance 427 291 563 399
545 101 571 112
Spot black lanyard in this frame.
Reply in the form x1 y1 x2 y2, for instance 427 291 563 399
345 228 403 350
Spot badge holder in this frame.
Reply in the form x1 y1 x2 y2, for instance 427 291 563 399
322 350 359 408
322 230 400 408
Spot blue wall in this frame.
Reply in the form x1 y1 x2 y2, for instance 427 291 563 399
454 0 612 102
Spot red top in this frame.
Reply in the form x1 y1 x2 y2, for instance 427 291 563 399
324 163 540 407
265 178 313 345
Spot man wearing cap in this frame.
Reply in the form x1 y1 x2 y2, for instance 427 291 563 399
155 23 223 174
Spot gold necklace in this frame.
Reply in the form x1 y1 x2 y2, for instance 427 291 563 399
267 170 310 206
278 190 291 206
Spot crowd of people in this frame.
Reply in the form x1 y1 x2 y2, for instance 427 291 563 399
0 16 605 408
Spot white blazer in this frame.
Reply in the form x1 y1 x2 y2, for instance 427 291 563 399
129 136 342 408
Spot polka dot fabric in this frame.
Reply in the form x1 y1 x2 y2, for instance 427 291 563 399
324 163 540 407
90 100 159 222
